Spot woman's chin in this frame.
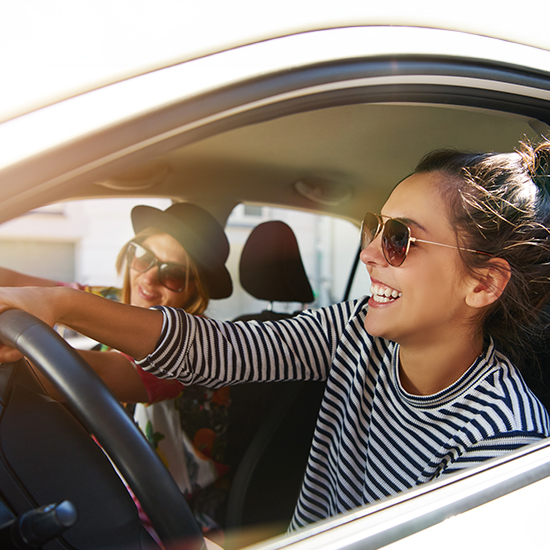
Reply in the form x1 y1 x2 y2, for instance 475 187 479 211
130 295 156 309
364 310 392 340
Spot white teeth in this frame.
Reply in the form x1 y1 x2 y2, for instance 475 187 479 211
140 286 155 298
370 283 402 303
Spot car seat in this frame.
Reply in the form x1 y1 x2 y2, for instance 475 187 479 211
225 221 325 535
233 220 314 322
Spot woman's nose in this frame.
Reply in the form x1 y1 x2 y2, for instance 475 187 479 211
141 265 160 284
360 234 387 267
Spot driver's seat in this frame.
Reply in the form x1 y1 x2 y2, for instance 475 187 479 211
0 359 157 550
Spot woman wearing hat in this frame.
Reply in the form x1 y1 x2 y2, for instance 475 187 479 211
0 202 233 538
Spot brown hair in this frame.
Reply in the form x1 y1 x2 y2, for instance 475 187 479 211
116 227 210 315
414 140 550 370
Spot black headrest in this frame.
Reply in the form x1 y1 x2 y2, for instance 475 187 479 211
239 221 314 304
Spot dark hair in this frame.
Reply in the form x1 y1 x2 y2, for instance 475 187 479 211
414 140 550 371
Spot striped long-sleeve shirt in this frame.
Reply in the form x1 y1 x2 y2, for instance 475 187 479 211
136 297 550 529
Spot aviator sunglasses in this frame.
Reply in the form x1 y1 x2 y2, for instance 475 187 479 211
126 241 190 292
361 212 490 267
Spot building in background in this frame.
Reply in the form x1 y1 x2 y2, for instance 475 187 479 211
0 198 369 321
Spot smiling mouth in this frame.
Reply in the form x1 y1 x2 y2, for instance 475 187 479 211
138 286 158 300
371 282 402 303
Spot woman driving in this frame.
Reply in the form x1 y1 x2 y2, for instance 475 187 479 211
0 140 549 531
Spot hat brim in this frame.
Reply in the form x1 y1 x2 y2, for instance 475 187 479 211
131 204 232 300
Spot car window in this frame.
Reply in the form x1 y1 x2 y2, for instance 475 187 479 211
0 197 172 286
207 203 369 321
0 198 368 322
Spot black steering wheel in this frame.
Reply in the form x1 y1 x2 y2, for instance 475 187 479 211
0 309 206 550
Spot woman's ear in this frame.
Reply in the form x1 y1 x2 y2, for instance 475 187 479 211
465 258 511 309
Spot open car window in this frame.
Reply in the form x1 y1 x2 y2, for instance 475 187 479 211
0 198 368 321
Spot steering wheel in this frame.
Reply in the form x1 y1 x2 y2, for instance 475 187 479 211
0 309 206 550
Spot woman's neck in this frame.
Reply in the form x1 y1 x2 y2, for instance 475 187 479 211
398 332 484 396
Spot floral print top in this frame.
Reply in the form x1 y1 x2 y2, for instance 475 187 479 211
57 282 232 533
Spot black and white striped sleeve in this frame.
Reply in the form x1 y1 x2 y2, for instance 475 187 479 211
135 303 350 387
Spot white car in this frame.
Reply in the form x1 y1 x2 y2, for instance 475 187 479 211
1 3 550 549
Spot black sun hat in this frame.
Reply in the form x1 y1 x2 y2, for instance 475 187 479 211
131 203 232 299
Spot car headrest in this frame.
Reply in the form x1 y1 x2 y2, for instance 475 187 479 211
239 221 314 303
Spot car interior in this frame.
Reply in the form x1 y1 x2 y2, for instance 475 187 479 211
2 41 550 549
225 220 322 535
0 312 202 550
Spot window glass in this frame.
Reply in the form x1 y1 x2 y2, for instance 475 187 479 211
0 197 171 287
0 240 75 282
0 199 369 321
206 204 370 321
243 204 263 217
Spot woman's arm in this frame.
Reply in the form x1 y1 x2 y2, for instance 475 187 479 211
0 286 163 362
139 304 334 386
31 349 150 403
0 266 57 287
79 350 150 402
78 350 183 403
